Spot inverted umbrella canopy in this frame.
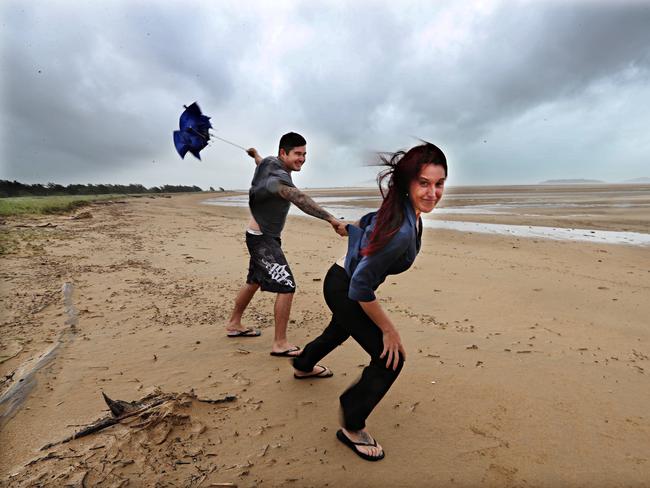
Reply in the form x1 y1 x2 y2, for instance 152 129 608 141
173 102 212 160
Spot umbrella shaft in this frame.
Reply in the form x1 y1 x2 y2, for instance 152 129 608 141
212 134 247 151
187 126 247 152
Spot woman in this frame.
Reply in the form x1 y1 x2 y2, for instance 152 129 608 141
292 142 448 461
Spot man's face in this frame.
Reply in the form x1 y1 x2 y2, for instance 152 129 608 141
279 145 306 172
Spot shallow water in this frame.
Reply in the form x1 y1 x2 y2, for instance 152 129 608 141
203 187 650 246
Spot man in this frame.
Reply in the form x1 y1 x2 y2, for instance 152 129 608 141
226 132 347 357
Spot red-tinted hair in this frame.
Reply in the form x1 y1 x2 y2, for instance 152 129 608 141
361 142 447 257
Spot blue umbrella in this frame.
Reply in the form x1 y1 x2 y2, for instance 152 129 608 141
173 102 212 160
173 102 247 160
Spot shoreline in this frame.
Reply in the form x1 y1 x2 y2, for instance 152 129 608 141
203 183 650 241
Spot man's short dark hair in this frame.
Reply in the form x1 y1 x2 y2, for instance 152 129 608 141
278 132 306 156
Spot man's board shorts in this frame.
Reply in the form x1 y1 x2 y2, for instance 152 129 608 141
245 232 296 293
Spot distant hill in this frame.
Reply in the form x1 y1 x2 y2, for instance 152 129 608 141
622 177 650 183
539 179 605 185
539 177 650 185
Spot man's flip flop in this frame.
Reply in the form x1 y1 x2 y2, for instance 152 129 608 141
269 346 301 357
293 365 333 380
226 328 261 338
336 429 385 462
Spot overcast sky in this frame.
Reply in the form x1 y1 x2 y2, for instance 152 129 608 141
1 0 649 189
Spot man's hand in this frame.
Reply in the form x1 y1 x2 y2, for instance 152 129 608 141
247 147 262 165
330 219 348 237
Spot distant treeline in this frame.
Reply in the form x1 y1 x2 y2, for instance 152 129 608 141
0 180 205 198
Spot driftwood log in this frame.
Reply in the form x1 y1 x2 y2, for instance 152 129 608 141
40 390 236 450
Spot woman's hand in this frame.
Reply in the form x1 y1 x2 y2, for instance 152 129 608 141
358 299 405 370
380 329 405 370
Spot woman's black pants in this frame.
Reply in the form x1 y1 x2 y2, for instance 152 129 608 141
293 263 404 431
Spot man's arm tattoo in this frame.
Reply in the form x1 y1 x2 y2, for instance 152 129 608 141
278 185 333 222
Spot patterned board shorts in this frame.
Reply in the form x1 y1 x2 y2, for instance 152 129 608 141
245 232 296 293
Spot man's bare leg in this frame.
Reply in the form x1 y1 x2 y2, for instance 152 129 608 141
271 292 300 355
226 282 260 334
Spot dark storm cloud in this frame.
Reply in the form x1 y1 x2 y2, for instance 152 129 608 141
287 1 650 144
1 1 649 186
1 2 242 182
435 2 650 135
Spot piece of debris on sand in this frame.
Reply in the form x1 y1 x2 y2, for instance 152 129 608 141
71 211 93 220
5 390 237 487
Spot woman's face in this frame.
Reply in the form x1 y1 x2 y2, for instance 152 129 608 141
409 164 446 215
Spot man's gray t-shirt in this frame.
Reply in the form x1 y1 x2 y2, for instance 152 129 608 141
249 156 295 238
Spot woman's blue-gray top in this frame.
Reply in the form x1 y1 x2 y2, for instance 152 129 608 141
344 201 423 302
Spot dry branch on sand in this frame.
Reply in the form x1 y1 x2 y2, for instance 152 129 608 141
5 390 239 487
41 389 237 450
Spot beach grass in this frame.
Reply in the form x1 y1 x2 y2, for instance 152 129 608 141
0 194 128 255
0 194 124 217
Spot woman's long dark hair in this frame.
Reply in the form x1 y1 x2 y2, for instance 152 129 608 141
361 142 447 257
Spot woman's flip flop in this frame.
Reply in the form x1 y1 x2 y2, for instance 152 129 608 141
336 429 385 461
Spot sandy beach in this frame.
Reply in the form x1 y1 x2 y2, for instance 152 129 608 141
1 190 649 487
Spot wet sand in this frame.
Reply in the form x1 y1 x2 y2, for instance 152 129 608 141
300 184 650 233
1 190 649 487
